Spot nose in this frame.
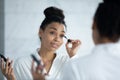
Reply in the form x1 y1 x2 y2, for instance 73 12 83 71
54 35 60 42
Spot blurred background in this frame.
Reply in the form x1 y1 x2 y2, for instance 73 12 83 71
0 0 102 79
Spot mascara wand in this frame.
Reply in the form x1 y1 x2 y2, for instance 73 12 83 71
64 36 71 43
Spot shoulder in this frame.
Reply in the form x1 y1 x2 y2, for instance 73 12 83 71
67 49 101 70
67 45 107 71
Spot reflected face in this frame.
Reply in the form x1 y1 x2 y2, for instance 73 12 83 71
39 22 65 51
92 21 101 45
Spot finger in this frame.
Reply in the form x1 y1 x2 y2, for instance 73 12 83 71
71 39 80 42
36 65 44 72
6 58 10 66
7 60 13 75
0 59 2 68
8 67 14 77
10 60 13 66
5 58 11 67
72 40 81 46
5 58 10 75
36 65 41 73
7 67 11 76
65 42 70 50
76 40 81 44
76 40 81 46
10 68 14 76
0 58 5 71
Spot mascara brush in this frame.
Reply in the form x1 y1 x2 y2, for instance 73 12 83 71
64 36 71 43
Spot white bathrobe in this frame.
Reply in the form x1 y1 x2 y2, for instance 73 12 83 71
62 41 120 80
13 49 70 80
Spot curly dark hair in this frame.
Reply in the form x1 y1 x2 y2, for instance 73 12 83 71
40 6 66 31
94 0 120 42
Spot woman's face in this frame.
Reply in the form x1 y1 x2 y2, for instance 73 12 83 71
92 21 101 45
39 22 65 51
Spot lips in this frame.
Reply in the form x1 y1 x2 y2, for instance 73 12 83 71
51 43 59 49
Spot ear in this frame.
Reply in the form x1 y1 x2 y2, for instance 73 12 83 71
92 20 97 30
38 29 43 38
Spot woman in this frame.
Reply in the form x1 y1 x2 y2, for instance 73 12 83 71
0 6 80 80
62 0 120 80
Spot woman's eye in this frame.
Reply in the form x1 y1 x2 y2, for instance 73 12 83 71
60 35 64 38
50 32 55 35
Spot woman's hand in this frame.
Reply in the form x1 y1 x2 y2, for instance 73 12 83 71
66 39 81 58
0 58 16 80
31 60 46 80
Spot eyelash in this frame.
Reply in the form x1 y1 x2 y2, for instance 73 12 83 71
60 35 65 38
50 31 64 38
50 32 55 35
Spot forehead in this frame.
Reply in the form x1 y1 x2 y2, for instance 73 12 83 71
46 22 66 32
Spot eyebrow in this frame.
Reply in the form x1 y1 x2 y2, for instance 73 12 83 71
49 27 65 33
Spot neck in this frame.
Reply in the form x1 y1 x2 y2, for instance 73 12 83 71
38 46 56 62
98 37 116 44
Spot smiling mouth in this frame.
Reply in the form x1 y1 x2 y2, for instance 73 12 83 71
51 43 59 49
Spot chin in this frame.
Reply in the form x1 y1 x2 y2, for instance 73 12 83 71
48 48 57 52
52 48 58 51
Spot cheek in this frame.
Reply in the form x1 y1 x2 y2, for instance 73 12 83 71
60 39 63 45
58 38 64 47
41 34 51 43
